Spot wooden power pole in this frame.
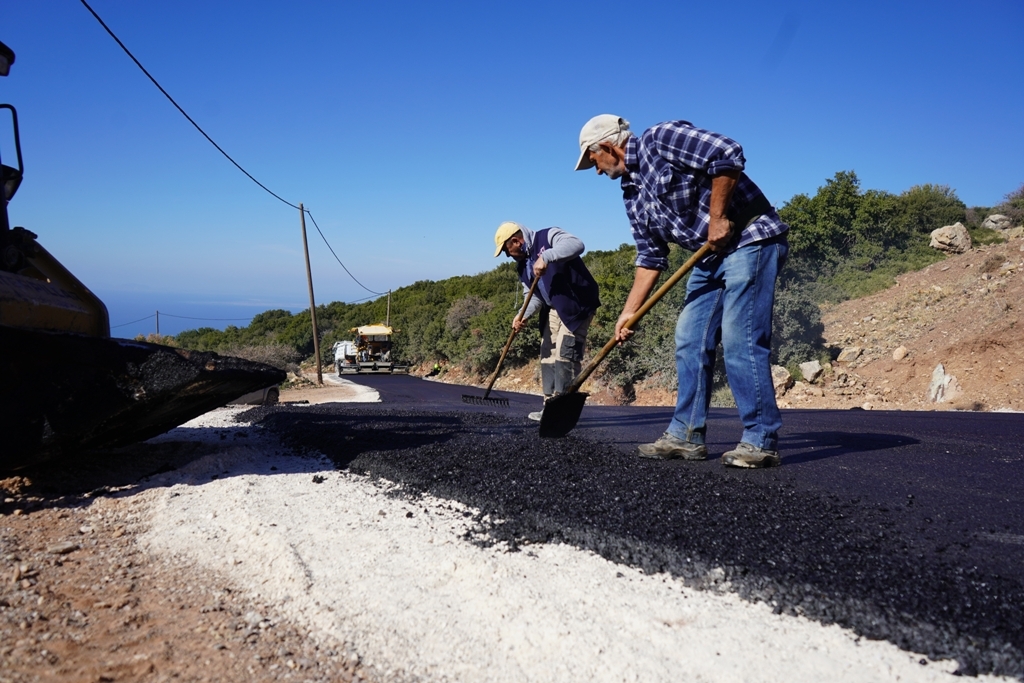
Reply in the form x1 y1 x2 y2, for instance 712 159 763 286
299 203 323 385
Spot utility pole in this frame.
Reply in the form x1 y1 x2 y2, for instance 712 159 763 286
386 290 391 327
299 203 323 385
155 310 159 337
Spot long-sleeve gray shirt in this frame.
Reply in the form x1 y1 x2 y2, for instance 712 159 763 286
516 225 586 321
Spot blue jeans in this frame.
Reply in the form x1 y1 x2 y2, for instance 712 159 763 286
666 237 788 451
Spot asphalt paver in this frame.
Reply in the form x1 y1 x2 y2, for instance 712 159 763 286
250 374 1024 678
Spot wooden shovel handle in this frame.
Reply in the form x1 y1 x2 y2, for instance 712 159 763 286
483 275 540 397
566 242 713 394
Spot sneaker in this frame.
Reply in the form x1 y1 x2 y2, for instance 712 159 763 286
527 411 544 421
721 442 781 468
637 432 708 461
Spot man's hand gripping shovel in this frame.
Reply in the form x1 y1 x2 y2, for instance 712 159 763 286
539 242 713 438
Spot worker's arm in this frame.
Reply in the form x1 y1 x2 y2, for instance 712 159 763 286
614 266 662 342
533 228 584 278
708 169 740 252
512 282 541 332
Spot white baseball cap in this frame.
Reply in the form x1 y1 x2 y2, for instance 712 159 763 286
575 114 630 171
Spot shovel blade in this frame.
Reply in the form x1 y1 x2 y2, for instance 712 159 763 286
538 392 588 438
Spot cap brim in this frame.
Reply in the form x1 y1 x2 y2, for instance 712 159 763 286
575 147 595 171
493 244 504 257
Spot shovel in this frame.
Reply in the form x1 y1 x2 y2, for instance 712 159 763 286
462 275 540 407
539 242 713 437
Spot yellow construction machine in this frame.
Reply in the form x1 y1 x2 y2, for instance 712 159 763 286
0 40 284 471
333 324 409 374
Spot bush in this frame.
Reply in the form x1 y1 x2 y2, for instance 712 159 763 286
134 333 177 347
994 183 1024 226
969 226 1007 247
772 281 825 367
221 343 301 371
445 295 494 336
895 184 966 235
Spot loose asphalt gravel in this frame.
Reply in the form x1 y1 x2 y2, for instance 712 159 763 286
245 374 1024 678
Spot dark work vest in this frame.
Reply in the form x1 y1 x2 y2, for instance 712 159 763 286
517 228 600 334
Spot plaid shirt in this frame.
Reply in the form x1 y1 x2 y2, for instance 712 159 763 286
621 121 788 270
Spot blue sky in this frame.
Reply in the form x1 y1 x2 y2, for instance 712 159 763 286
4 0 1022 337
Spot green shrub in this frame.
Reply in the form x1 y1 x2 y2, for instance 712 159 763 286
968 226 1007 247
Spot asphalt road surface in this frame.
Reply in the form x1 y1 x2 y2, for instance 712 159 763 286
253 374 1024 678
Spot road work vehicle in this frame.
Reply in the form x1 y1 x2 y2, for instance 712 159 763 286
334 324 408 374
0 40 284 471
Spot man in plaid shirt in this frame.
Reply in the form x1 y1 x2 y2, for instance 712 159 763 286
575 115 789 468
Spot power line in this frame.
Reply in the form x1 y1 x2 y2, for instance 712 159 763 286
80 1 389 300
80 0 301 211
110 312 252 329
345 293 381 304
110 313 155 329
305 210 385 295
160 313 253 321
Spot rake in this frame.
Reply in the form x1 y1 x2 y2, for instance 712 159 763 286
462 276 539 407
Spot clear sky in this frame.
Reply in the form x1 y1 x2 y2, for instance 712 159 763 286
4 0 1022 337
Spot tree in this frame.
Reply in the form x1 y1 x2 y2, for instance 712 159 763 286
894 184 966 234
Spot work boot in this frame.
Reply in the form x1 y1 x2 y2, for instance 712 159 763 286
637 432 708 461
528 396 552 422
721 442 781 468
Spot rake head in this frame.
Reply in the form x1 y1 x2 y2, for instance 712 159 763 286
461 394 510 407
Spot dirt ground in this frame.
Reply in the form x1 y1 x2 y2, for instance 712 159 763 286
276 377 371 405
0 425 380 683
781 238 1024 412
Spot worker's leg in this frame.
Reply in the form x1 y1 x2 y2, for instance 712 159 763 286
667 261 725 446
551 312 593 395
720 238 787 452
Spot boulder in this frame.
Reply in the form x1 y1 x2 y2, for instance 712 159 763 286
836 346 862 363
929 222 972 254
771 364 793 396
799 360 823 383
892 345 908 361
981 213 1012 231
928 363 963 403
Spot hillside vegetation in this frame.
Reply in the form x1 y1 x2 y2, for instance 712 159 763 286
171 174 1023 399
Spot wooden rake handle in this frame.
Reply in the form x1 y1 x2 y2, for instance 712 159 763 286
483 275 540 398
565 242 714 395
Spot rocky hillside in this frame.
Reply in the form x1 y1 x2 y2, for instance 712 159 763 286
779 237 1024 412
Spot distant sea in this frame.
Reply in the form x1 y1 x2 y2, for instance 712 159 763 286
99 289 306 340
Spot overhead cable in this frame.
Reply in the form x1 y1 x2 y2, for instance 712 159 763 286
80 0 389 300
110 314 155 329
160 313 254 321
305 211 385 296
80 0 302 211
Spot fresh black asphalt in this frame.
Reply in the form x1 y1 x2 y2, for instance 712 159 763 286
249 374 1024 678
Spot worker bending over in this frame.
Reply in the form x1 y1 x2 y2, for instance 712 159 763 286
494 221 600 420
576 115 789 468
